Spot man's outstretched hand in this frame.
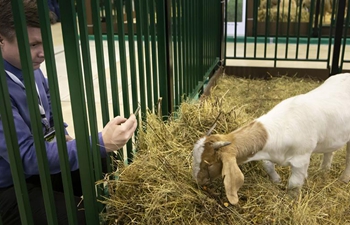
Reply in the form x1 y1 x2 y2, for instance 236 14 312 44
101 114 138 152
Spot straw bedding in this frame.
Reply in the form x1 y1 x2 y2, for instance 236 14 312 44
100 74 350 225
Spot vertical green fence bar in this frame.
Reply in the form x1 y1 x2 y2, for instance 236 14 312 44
125 0 138 112
142 0 153 109
37 0 80 223
273 1 280 67
115 0 130 117
156 0 171 116
190 1 194 94
178 0 184 99
114 0 129 162
194 0 199 90
306 0 315 59
0 52 34 225
90 0 110 126
149 0 159 111
57 0 100 223
339 6 350 71
76 0 105 212
11 0 58 224
105 0 121 117
198 0 203 82
172 0 179 107
185 0 190 96
295 0 303 59
327 3 337 69
104 0 120 171
135 0 147 112
125 0 138 161
284 0 292 59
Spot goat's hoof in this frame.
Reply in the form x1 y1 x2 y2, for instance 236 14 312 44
286 187 301 200
271 177 281 184
339 174 350 183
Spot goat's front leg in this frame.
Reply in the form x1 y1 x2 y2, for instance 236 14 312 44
288 156 310 189
262 160 281 183
340 143 350 183
320 152 333 171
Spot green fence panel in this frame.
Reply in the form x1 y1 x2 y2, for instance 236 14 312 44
37 0 80 223
58 0 100 223
0 48 34 225
1 0 224 224
225 0 350 72
11 0 58 223
76 0 105 212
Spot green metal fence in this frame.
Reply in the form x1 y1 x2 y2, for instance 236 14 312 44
0 0 223 224
225 0 350 76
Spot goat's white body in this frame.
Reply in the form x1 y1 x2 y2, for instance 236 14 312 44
246 73 350 187
193 73 350 204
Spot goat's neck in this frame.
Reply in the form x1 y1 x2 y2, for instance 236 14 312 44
230 121 268 164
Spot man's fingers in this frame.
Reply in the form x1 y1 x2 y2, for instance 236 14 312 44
121 115 137 130
112 116 127 125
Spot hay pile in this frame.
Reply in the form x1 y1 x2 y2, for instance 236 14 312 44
100 74 350 224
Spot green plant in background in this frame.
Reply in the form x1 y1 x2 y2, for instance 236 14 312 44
227 0 243 22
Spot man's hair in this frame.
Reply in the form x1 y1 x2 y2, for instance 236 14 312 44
0 0 56 42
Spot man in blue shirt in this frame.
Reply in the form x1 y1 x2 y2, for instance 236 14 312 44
0 0 138 224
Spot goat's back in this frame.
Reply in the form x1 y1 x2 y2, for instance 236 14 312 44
257 73 350 156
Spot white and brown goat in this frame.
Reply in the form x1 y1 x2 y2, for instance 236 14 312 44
192 73 350 205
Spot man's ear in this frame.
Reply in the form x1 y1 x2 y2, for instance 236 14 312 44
221 152 244 205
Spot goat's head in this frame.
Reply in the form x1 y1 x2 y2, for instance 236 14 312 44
192 123 244 205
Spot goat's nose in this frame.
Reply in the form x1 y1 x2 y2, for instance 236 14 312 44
199 178 210 185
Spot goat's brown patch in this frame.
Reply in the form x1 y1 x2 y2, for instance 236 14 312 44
231 121 268 164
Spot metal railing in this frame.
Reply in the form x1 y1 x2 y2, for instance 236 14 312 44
0 0 223 224
225 0 350 76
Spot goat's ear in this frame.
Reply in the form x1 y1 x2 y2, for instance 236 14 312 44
212 141 231 150
221 153 244 205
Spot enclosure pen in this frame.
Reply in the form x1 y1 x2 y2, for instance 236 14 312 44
1 0 225 223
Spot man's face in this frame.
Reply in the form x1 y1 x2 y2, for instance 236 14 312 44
1 27 44 70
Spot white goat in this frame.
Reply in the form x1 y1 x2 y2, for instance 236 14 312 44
192 73 350 205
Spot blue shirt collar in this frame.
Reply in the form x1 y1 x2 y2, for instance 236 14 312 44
3 60 24 82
